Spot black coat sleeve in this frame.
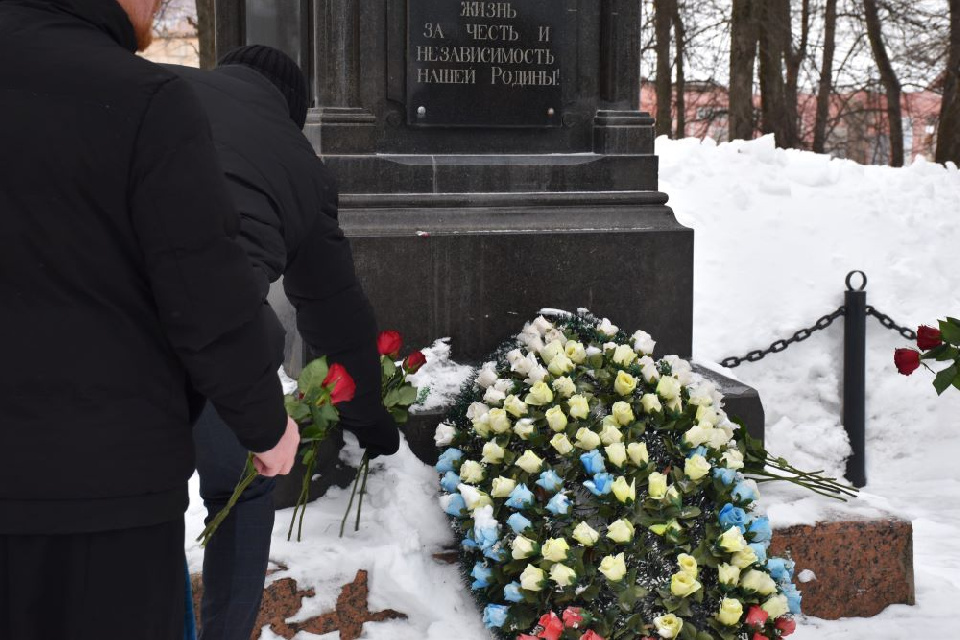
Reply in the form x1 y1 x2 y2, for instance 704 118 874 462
128 77 286 453
283 190 399 457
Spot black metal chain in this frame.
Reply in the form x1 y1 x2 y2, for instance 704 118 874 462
866 306 917 341
719 307 846 368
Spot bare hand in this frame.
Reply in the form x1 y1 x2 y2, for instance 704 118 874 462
252 416 300 476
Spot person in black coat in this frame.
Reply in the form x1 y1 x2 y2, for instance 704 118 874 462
0 2 299 638
167 47 400 640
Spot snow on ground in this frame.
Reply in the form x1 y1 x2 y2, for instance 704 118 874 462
186 135 960 639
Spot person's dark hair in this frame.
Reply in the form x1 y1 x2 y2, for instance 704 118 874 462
218 45 309 129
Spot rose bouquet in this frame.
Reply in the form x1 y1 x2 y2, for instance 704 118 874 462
435 311 850 640
198 331 424 546
894 318 960 395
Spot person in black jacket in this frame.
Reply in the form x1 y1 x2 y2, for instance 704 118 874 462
167 48 400 639
0 2 299 638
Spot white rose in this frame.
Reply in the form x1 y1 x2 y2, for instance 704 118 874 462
531 315 554 335
564 341 587 364
572 521 600 546
575 428 601 450
664 355 694 385
717 563 741 585
708 426 732 449
647 472 668 499
476 362 498 388
549 563 577 587
597 318 619 336
684 454 711 481
487 408 512 434
614 371 638 396
717 598 744 626
515 450 543 474
547 353 575 376
722 449 745 470
552 376 577 398
677 553 697 576
695 405 720 425
471 413 491 438
627 442 649 466
598 423 623 445
458 484 491 511
688 381 717 407
483 387 506 405
605 443 627 468
466 402 490 420
459 460 485 484
525 381 554 406
550 433 574 455
525 365 549 385
511 535 537 559
541 538 570 562
631 330 656 356
491 476 517 498
434 422 456 447
653 614 683 639
670 570 702 597
612 401 635 426
519 565 545 591
683 424 713 447
612 344 637 367
539 340 565 365
513 418 536 440
606 519 635 544
481 440 505 464
656 376 682 401
731 546 758 569
640 393 663 414
761 594 790 619
545 406 569 432
511 352 537 376
518 327 544 353
741 569 778 595
543 327 568 346
585 346 602 357
494 378 514 393
718 526 746 553
568 394 590 419
612 476 636 503
599 552 626 581
503 394 528 418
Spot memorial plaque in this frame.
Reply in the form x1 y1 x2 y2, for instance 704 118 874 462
407 1 565 127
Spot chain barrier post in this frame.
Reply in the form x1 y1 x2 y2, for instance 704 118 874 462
843 271 867 488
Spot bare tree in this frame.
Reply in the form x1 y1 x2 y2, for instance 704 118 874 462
655 0 675 137
784 0 812 148
757 0 798 148
938 0 960 165
863 0 904 166
672 1 687 137
195 0 216 69
813 0 838 153
729 0 759 140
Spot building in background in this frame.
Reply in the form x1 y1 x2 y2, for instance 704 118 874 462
142 0 199 67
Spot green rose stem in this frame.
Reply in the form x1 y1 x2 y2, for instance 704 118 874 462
339 452 370 538
288 440 321 543
197 453 258 547
747 457 859 500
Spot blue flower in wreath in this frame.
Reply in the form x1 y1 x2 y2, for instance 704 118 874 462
732 480 758 503
505 483 535 510
483 545 508 562
748 516 772 543
713 467 737 486
440 471 460 493
718 503 748 533
435 448 463 474
471 562 493 590
580 450 606 475
483 604 510 629
506 513 532 534
536 469 564 493
749 542 768 565
443 494 467 517
474 521 500 551
503 581 524 603
767 557 796 583
546 492 571 516
584 472 614 496
461 533 479 550
782 581 803 614
687 446 708 458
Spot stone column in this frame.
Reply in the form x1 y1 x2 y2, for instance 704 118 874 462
214 1 244 59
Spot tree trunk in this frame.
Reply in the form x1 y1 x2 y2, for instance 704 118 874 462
863 0 904 166
729 0 759 140
672 2 687 138
937 0 960 165
757 0 797 148
785 0 810 148
814 0 838 153
195 0 216 69
655 0 675 138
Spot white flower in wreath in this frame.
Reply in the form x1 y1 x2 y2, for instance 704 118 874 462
466 402 490 421
541 538 570 562
585 345 602 357
653 614 683 639
741 569 778 595
564 340 587 364
611 401 635 426
722 449 745 470
683 423 712 448
575 428 601 450
612 476 636 503
670 570 702 597
550 433 575 455
602 342 619 353
482 386 506 406
627 442 649 466
687 381 718 407
491 476 517 498
663 355 694 385
481 441 506 464
511 352 538 376
525 381 554 406
547 353 575 376
599 552 626 581
458 484 491 511
598 423 623 445
471 413 491 438
519 565 546 591
539 339 565 366
568 394 590 420
525 364 549 386
550 563 577 587
614 371 638 396
605 443 627 468
761 594 790 619
606 519 635 544
718 526 747 553
487 408 512 434
503 394 528 418
612 344 636 367
656 376 682 401
572 521 600 547
677 553 698 576
476 362 498 389
543 327 568 346
545 406 568 432
684 454 711 481
518 326 544 352
434 422 456 447
647 472 668 499
638 355 661 383
532 315 554 335
597 318 619 336
640 393 663 414
513 418 536 440
718 563 741 585
515 450 544 474
551 376 577 398
717 598 744 626
708 426 732 450
459 460 485 484
511 535 537 560
696 404 721 426
730 546 758 569
631 330 657 356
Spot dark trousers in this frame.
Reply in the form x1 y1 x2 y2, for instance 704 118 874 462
0 519 185 640
194 403 276 640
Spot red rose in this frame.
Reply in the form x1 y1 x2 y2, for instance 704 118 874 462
745 605 769 627
517 636 539 640
562 607 583 628
917 325 943 350
774 616 797 636
894 348 921 376
323 363 356 404
580 632 604 640
537 612 564 640
751 635 769 640
377 330 403 358
403 350 427 374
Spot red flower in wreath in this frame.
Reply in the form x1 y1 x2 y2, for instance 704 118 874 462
537 612 564 640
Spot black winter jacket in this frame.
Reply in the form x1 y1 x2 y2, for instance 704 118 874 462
0 0 287 533
168 64 400 456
